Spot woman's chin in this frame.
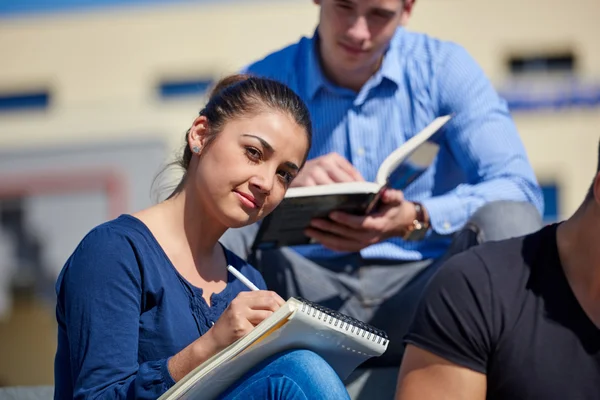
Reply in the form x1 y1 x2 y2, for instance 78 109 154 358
222 211 259 229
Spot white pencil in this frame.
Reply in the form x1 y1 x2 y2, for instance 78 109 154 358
227 264 260 291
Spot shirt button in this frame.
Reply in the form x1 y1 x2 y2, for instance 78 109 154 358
357 147 365 156
443 222 451 230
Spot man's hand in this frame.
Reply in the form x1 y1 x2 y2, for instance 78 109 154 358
291 152 364 187
305 189 422 252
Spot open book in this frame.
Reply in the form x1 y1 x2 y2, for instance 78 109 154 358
159 297 389 400
252 115 452 249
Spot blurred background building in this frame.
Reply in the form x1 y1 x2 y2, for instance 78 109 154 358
0 0 598 387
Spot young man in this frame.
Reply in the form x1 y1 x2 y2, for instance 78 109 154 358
221 0 543 367
396 142 600 399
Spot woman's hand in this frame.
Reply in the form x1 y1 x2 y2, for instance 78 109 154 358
169 290 285 382
205 290 285 352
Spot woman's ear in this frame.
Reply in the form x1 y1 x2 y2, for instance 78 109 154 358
187 116 210 154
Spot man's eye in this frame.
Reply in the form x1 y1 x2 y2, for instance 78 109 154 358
336 2 352 11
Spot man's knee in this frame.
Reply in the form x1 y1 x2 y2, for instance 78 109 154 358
467 200 542 243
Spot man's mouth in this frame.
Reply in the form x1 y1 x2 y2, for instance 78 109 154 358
339 42 367 55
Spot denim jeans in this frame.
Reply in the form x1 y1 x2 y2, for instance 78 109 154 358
220 201 542 367
218 349 350 400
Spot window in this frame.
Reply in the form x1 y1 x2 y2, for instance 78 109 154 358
540 183 560 223
0 90 50 112
158 78 214 100
507 51 576 76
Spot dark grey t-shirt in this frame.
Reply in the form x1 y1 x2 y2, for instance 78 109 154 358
405 224 600 399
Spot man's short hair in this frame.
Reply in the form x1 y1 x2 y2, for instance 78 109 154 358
585 139 600 202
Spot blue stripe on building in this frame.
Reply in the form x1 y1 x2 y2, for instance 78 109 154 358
0 0 269 17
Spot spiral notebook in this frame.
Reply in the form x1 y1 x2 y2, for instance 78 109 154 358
159 297 389 400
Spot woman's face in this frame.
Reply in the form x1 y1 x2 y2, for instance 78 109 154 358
190 111 309 228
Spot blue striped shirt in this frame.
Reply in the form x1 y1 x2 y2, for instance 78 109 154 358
245 27 543 261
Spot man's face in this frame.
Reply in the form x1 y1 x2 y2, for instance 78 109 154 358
315 0 409 78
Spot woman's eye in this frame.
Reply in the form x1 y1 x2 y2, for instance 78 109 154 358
246 147 262 160
278 170 294 185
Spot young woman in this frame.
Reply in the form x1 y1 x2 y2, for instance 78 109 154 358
54 75 351 399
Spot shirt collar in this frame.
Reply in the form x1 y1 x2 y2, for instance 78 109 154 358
304 27 405 99
305 29 329 100
378 27 404 87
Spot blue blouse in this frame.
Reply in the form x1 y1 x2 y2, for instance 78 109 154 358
54 214 267 399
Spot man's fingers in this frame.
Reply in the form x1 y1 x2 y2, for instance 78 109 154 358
295 153 364 186
334 156 365 181
325 165 359 183
305 227 363 252
328 211 372 229
381 189 404 204
310 218 368 241
311 167 338 185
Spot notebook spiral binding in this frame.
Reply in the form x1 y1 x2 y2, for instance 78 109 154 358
295 297 389 347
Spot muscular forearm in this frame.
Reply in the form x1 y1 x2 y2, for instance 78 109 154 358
396 345 486 400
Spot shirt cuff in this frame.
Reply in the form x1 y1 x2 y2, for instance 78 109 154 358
161 357 177 390
421 194 468 235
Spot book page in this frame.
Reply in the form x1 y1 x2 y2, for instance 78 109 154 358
167 305 387 400
284 181 382 198
159 297 389 400
375 115 452 186
158 301 299 400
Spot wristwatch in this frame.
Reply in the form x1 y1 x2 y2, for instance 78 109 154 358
402 202 430 241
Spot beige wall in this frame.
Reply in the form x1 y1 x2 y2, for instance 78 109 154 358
0 0 599 216
0 0 598 387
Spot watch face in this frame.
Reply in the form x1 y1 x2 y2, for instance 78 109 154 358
406 227 428 241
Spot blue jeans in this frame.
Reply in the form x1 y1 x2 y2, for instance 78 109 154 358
218 349 350 400
220 201 542 367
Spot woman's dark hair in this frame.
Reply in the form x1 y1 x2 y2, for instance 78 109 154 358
167 74 312 198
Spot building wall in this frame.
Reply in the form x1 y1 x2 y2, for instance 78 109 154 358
1 0 598 217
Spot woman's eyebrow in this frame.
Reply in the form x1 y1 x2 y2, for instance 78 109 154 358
242 134 273 152
242 134 300 170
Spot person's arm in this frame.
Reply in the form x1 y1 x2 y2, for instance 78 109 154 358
58 230 283 399
395 249 499 399
396 345 486 400
168 290 282 382
421 44 544 235
58 230 177 399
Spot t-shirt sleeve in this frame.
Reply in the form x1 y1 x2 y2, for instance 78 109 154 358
404 249 497 374
55 227 175 399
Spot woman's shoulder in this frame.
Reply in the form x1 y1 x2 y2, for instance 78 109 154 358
78 214 152 248
58 215 155 282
